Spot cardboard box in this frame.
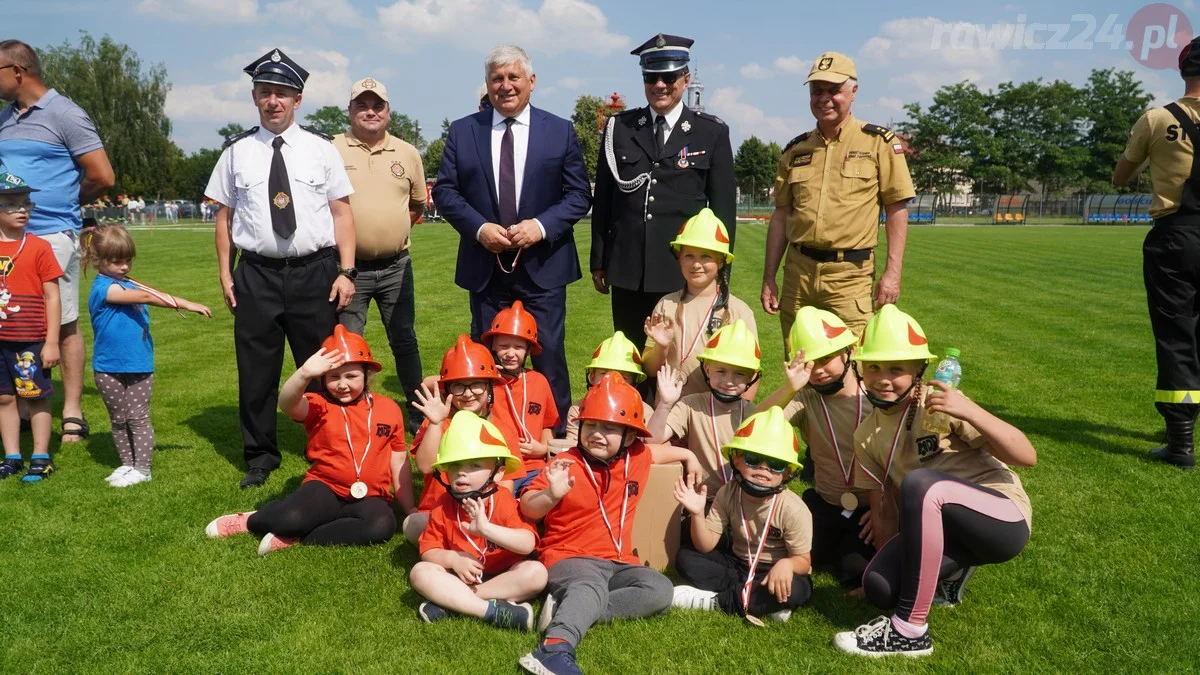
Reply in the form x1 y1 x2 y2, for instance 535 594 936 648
631 463 683 571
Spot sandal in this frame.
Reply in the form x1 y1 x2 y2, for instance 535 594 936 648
21 458 55 483
61 416 89 442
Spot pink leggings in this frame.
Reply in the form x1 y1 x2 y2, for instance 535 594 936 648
863 469 1029 625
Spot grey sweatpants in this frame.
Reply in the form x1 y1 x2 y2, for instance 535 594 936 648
545 557 673 647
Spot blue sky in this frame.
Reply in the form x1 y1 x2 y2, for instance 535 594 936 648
11 0 1196 154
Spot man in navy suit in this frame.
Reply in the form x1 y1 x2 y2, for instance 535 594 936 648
433 45 591 428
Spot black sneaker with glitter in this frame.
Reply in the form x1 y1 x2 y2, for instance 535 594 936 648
0 458 23 479
934 566 977 606
833 615 933 657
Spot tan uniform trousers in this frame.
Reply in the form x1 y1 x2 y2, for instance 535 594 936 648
779 245 875 356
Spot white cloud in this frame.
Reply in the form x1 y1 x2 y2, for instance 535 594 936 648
739 63 772 80
876 96 905 111
858 17 1012 97
773 56 809 75
135 0 259 23
557 76 585 89
264 0 361 26
375 0 629 56
708 87 805 144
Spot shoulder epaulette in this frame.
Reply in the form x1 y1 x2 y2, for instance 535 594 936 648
222 126 259 149
300 125 334 141
617 107 643 117
862 123 896 142
783 132 811 153
695 111 726 127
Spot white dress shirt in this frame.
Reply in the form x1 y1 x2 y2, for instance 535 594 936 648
480 105 543 240
205 124 354 257
651 100 684 146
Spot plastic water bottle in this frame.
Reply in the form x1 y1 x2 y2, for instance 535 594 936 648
922 348 962 435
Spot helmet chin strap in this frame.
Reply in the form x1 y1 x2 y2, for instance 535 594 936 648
703 367 760 404
733 470 792 497
810 351 852 396
581 443 627 467
853 363 926 410
434 459 504 502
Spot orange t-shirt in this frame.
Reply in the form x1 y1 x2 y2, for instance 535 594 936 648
412 413 525 512
302 392 407 500
492 369 561 473
419 489 538 576
528 442 652 569
0 235 63 342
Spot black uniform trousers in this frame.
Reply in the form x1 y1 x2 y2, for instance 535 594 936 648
675 545 813 617
1148 103 1200 425
469 262 571 434
611 285 666 354
234 250 337 471
801 488 876 588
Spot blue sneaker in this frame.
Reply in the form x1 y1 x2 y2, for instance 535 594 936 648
418 602 454 623
519 641 582 675
0 458 23 479
20 458 55 483
486 600 533 631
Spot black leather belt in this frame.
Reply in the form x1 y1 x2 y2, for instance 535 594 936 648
355 250 409 271
241 248 334 268
797 244 872 262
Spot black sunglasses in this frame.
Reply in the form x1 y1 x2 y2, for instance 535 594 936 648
0 64 22 73
643 72 681 85
740 452 790 474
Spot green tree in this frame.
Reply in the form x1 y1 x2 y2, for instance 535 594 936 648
171 147 222 202
422 137 445 180
218 122 246 140
1083 68 1152 192
571 94 605 183
733 136 775 201
38 33 172 197
439 117 452 141
388 113 426 152
304 106 349 136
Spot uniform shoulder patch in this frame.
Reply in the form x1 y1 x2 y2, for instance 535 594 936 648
783 132 811 153
300 125 334 141
862 123 896 142
695 111 727 127
222 126 260 149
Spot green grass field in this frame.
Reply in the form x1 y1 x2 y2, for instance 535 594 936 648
3 222 1198 673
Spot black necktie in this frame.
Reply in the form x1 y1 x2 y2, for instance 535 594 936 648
655 115 667 156
499 118 517 227
269 135 297 239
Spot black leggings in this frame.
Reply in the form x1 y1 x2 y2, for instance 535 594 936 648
863 469 1029 624
675 546 812 617
802 488 876 588
247 480 396 546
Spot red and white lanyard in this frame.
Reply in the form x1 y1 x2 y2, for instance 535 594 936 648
678 292 720 363
739 489 781 612
496 249 522 274
0 234 27 290
502 371 532 443
880 398 916 486
708 396 747 484
579 455 630 557
818 391 864 489
337 394 375 487
456 495 495 582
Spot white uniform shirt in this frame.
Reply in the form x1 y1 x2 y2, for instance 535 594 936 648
479 105 543 240
650 100 683 145
205 124 354 257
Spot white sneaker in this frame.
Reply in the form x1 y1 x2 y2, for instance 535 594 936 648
672 585 718 611
112 469 151 487
536 592 557 633
105 466 134 484
767 609 793 623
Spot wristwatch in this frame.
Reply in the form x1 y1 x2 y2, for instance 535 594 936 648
338 266 359 281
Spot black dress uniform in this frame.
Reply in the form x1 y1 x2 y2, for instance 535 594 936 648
1123 37 1200 469
205 49 356 487
591 34 736 342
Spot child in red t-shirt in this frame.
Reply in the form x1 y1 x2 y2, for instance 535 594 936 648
482 300 560 492
0 174 62 484
206 326 409 555
517 373 699 675
402 335 525 543
411 410 547 630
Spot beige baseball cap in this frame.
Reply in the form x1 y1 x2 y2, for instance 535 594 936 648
805 52 857 84
350 77 389 103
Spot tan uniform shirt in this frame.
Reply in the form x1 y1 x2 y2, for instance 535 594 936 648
782 386 874 506
646 290 758 397
563 400 654 445
773 114 915 250
852 395 1033 527
1123 98 1200 219
705 483 812 564
332 131 426 259
665 393 755 495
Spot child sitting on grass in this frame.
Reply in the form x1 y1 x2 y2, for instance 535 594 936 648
518 373 699 675
410 410 547 630
482 301 560 492
833 305 1036 658
671 407 813 625
561 331 653 446
206 326 409 555
0 174 61 484
643 208 757 399
83 223 211 487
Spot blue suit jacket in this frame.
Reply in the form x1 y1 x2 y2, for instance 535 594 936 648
433 106 592 292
